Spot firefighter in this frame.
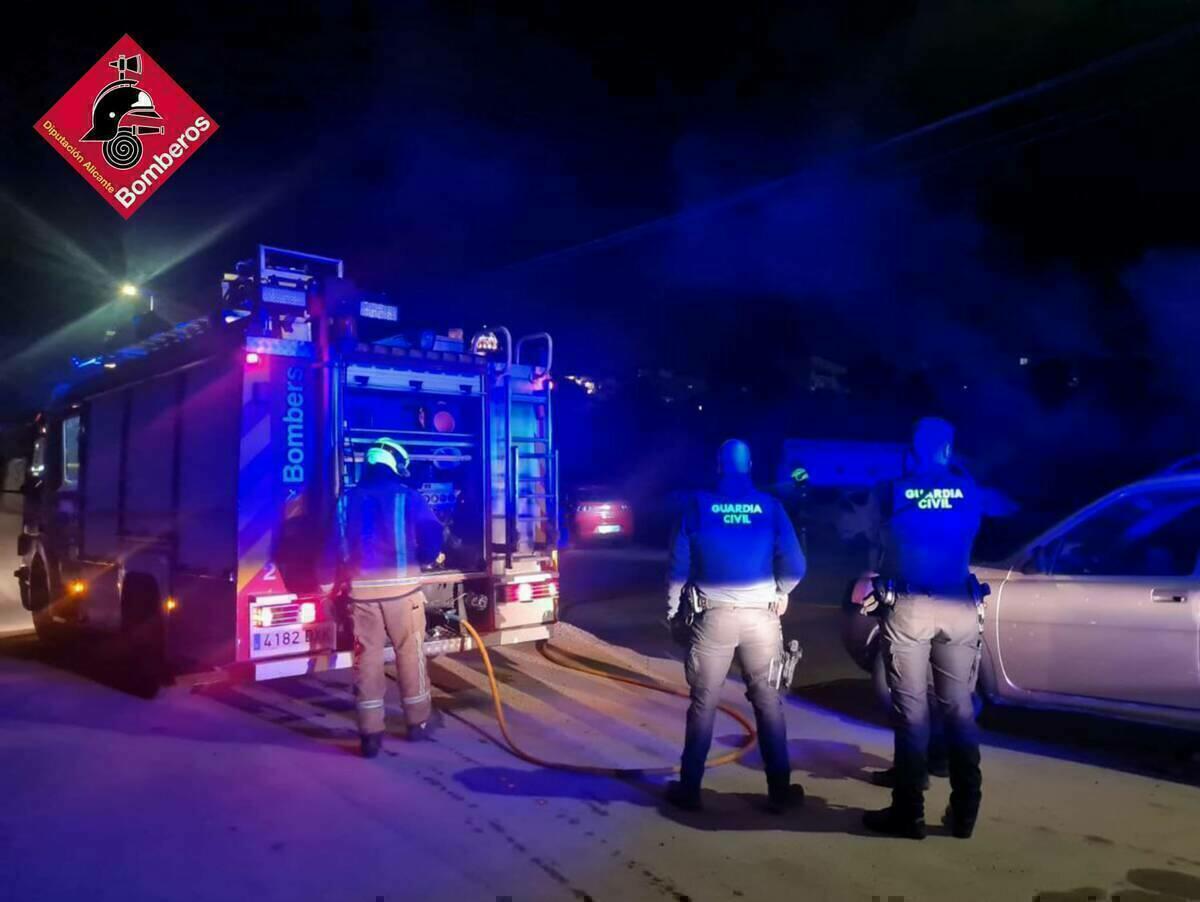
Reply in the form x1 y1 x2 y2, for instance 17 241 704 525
338 439 443 758
665 439 807 813
862 417 994 840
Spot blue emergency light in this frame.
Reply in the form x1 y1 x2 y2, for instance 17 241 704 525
261 285 308 308
359 300 398 322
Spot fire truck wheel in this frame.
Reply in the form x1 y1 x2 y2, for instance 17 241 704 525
29 559 60 646
120 574 165 698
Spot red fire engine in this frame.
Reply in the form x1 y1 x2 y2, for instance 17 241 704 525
15 247 559 685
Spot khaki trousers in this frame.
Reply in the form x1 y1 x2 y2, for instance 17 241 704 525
351 591 431 735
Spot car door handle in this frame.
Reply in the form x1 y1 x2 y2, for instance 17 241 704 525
1151 589 1188 603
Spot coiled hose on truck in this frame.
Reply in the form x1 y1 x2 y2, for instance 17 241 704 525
439 615 757 776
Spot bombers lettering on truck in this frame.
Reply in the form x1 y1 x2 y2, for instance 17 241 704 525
114 115 212 209
711 502 764 525
282 366 306 484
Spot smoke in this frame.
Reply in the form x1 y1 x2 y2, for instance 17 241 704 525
1122 251 1200 404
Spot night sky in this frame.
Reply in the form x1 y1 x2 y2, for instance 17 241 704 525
4 2 1200 497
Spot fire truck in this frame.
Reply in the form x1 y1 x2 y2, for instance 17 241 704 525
14 247 560 684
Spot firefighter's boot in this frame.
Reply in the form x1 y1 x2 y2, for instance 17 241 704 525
360 732 383 759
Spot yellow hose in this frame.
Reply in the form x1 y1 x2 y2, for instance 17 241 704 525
450 616 757 776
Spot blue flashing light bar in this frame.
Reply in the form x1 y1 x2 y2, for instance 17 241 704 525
262 285 308 308
359 300 398 322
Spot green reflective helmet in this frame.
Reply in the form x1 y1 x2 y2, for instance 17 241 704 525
366 438 410 477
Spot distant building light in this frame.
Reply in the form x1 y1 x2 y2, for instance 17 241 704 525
103 362 118 370
1019 357 1030 366
697 404 703 411
118 282 139 298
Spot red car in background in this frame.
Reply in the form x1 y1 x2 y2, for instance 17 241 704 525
570 486 634 544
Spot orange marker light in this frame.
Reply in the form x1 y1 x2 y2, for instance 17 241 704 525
68 580 86 596
164 597 178 613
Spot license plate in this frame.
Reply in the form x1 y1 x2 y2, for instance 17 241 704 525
250 622 336 659
595 524 622 534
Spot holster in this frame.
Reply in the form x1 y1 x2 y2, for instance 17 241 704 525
681 584 703 624
967 573 991 634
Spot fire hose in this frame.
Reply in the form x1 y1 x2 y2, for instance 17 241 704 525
434 614 758 776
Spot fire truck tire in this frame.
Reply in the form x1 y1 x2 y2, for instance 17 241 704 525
120 574 165 698
29 559 60 646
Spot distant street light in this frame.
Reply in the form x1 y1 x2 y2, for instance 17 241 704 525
118 282 140 298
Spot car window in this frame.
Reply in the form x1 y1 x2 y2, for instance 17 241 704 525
1050 488 1200 578
62 415 82 490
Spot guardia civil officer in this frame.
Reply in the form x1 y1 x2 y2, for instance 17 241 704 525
338 438 444 758
665 439 807 813
862 417 1005 840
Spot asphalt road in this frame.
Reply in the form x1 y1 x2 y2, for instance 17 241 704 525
0 545 1198 902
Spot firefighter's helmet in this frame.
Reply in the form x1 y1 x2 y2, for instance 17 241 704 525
82 83 162 144
365 439 411 477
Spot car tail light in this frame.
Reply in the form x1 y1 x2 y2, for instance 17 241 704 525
503 578 558 602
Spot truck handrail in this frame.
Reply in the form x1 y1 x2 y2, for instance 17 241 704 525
515 332 553 374
493 326 514 377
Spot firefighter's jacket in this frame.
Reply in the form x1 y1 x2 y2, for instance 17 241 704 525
338 478 443 601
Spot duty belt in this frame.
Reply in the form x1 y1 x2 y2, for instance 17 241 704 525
692 597 783 615
684 585 782 616
861 575 990 617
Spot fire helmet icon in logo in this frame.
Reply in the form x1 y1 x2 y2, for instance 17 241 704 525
80 52 165 170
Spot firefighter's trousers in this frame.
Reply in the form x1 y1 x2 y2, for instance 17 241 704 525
351 592 431 736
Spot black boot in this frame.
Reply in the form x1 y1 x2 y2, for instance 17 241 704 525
360 732 383 759
868 767 929 790
407 709 443 742
862 807 926 840
944 803 979 839
665 780 703 812
766 773 804 814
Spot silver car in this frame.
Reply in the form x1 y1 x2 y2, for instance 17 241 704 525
845 463 1200 730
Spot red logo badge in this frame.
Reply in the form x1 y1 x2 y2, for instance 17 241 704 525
34 34 218 218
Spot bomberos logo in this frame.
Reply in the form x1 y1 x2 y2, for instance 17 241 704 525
35 34 218 219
